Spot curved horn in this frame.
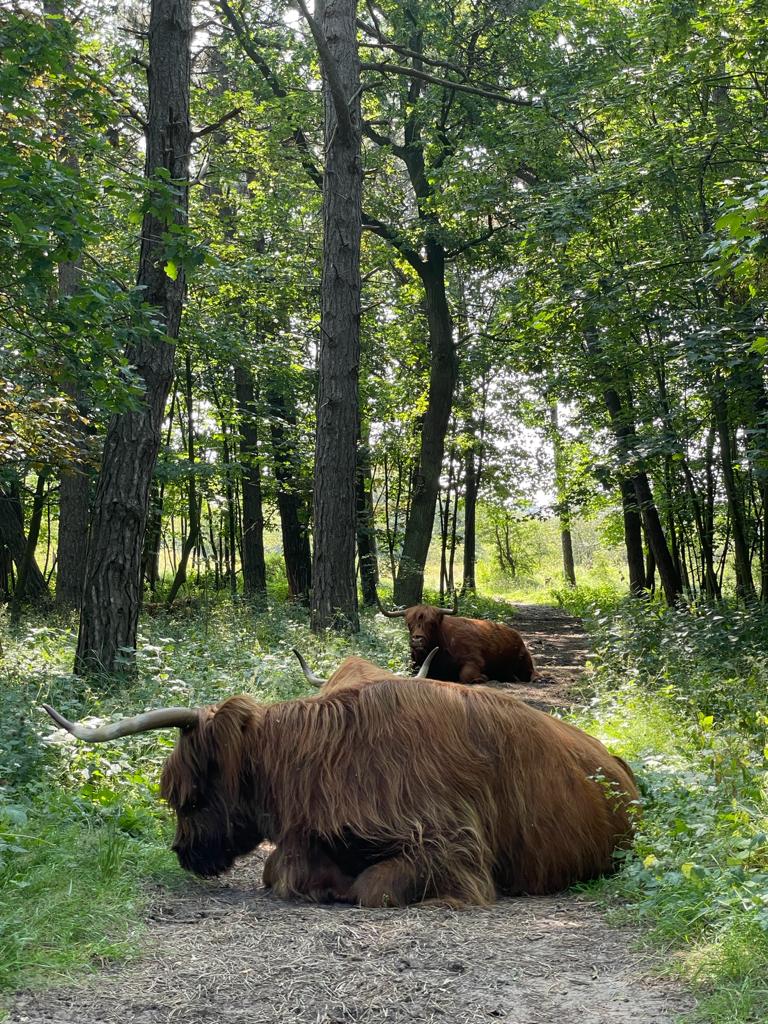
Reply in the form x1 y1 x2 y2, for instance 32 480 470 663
292 648 327 687
42 704 199 743
437 592 459 616
376 593 407 618
415 647 439 678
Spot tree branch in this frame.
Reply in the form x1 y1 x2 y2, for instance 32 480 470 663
216 0 323 188
362 213 424 270
193 106 243 139
357 20 468 79
216 0 286 98
360 61 533 106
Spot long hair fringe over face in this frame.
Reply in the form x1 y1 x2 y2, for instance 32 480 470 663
159 696 266 878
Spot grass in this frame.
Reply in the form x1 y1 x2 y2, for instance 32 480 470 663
571 598 768 1023
2 577 768 1022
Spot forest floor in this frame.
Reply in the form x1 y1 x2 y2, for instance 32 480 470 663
8 606 695 1024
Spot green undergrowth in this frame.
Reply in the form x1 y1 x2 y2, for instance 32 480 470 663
574 599 768 1023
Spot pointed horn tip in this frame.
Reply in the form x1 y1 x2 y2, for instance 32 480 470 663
42 703 71 731
416 648 439 678
292 648 326 687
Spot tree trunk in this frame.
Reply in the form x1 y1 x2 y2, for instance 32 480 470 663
234 365 267 599
712 385 755 600
462 444 478 593
356 432 379 606
309 0 362 632
10 472 49 616
0 480 49 600
394 256 457 605
267 385 312 603
550 403 576 585
167 354 200 607
75 0 191 673
602 385 682 605
620 476 646 596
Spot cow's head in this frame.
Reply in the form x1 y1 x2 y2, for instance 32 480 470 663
376 594 458 658
43 697 267 879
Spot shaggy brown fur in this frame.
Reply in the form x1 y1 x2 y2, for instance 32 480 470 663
159 678 638 907
401 605 538 684
316 655 426 694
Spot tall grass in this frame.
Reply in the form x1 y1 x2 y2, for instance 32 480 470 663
574 599 768 1023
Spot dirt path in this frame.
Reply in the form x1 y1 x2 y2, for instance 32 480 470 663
9 606 695 1024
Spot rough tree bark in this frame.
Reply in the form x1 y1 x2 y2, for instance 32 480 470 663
75 0 191 672
234 365 267 598
303 0 362 632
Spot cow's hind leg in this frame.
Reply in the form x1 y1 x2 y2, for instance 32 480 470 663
263 840 356 903
458 661 489 686
349 851 495 908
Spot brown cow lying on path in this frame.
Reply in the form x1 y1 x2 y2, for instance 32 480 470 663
43 676 638 907
378 596 540 685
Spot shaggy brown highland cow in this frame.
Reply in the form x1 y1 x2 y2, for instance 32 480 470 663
378 596 539 684
44 676 638 907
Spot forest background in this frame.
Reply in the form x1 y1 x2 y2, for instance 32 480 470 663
1 0 767 1021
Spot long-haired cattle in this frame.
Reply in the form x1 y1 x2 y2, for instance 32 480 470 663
379 597 539 685
44 677 638 907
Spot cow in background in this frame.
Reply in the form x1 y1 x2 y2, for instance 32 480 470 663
378 596 539 685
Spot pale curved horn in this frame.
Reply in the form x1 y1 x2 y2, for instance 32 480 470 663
42 704 198 742
292 648 327 687
376 594 407 618
415 648 439 678
437 592 459 615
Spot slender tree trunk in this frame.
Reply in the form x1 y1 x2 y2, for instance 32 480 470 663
356 430 379 606
549 403 576 585
267 386 312 603
167 354 200 607
0 480 49 600
10 471 49 617
309 0 362 632
234 365 267 598
462 444 478 593
75 0 191 673
394 256 457 605
712 386 755 600
142 480 162 591
602 386 682 604
620 477 646 595
645 544 656 594
142 386 175 590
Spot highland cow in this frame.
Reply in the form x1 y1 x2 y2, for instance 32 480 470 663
378 596 539 684
43 677 638 907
